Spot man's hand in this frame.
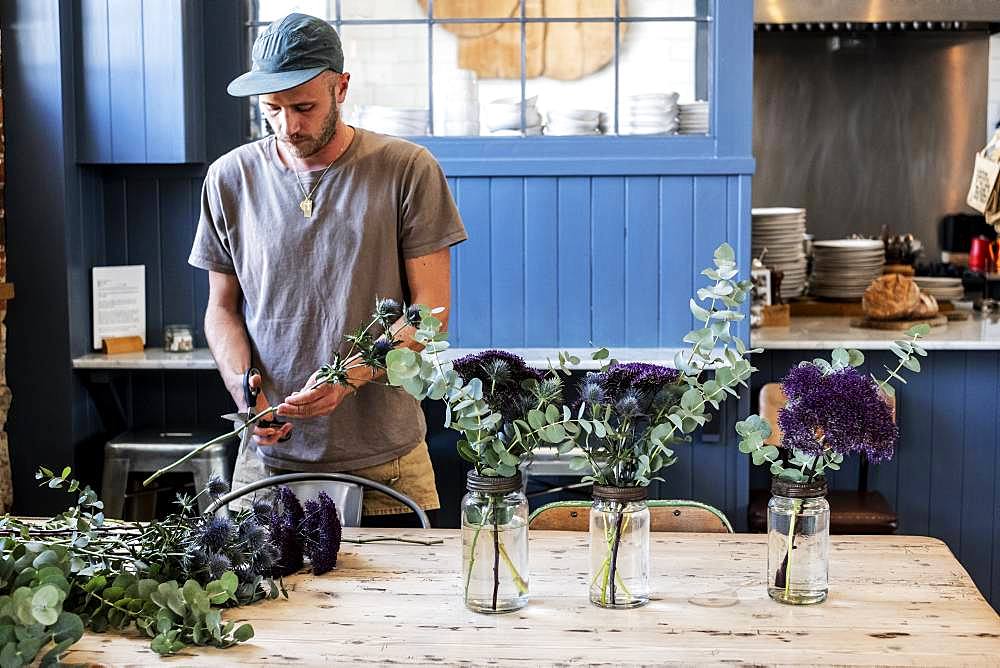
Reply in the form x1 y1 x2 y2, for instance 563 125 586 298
248 373 294 445
276 370 356 419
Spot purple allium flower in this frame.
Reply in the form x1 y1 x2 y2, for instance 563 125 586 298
452 350 545 422
777 365 898 463
207 552 232 580
300 492 343 576
268 487 305 576
599 363 681 404
198 516 235 551
206 474 230 498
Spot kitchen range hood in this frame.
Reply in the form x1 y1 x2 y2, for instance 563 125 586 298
755 0 1000 31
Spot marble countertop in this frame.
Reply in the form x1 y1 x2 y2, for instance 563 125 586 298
71 347 688 371
751 314 1000 351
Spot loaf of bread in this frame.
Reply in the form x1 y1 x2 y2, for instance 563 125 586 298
910 293 939 319
862 274 920 320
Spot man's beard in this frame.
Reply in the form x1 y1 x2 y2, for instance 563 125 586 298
281 99 339 159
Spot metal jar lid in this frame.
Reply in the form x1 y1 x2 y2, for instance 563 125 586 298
771 476 828 499
466 470 522 493
592 484 648 503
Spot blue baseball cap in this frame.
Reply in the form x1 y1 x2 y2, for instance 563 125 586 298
227 13 344 97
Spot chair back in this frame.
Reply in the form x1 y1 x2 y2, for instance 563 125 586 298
206 472 430 528
528 500 732 533
759 381 897 493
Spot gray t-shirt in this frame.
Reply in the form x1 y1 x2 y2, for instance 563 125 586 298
189 128 467 471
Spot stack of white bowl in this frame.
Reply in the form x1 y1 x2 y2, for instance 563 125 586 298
678 100 709 134
357 106 429 136
545 109 603 136
810 239 886 299
434 70 480 136
752 208 808 300
619 93 679 135
913 276 965 302
486 96 542 136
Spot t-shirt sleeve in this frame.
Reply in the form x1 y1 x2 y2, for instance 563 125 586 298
188 166 237 274
399 148 468 259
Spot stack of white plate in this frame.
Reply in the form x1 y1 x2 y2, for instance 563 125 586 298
545 109 603 136
752 208 808 299
619 93 679 135
810 239 886 299
486 96 542 136
434 70 480 136
678 100 709 134
357 106 429 136
913 276 964 302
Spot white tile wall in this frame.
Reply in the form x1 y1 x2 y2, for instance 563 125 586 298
259 0 700 134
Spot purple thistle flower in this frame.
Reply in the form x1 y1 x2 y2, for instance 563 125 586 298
239 519 268 552
251 497 272 520
578 379 606 405
615 389 645 418
206 474 230 498
374 297 402 321
777 365 898 463
372 336 395 360
207 552 232 580
406 304 423 327
599 363 681 404
452 350 545 422
198 516 235 551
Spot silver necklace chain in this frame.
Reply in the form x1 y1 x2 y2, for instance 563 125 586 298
289 133 352 218
293 158 338 219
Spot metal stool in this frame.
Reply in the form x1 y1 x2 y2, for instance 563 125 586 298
101 429 234 519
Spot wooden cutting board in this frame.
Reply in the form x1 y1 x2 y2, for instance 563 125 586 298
849 315 948 330
542 0 623 81
417 0 517 38
456 0 545 78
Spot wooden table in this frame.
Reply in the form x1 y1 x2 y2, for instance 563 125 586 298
63 531 1000 666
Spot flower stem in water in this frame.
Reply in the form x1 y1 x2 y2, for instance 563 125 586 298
607 510 625 605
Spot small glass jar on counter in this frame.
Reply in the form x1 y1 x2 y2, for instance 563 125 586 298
163 324 194 353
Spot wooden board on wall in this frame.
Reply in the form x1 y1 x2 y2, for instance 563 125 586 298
457 0 545 79
437 0 624 81
543 0 623 81
417 0 517 38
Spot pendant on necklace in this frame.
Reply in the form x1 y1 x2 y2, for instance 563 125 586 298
299 197 313 219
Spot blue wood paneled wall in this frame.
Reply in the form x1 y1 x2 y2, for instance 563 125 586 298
445 176 752 348
752 350 1000 608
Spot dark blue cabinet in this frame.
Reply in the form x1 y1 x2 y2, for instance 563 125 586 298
75 0 204 163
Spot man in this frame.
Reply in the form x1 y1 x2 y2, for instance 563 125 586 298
188 13 466 523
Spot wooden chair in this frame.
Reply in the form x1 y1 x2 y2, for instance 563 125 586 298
529 499 733 533
747 383 898 534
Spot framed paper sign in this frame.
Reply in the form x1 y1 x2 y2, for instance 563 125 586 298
92 265 146 350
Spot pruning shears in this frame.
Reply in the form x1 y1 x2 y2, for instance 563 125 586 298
221 367 290 443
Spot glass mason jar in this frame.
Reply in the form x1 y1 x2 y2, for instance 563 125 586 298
589 485 650 609
767 477 830 605
461 471 529 613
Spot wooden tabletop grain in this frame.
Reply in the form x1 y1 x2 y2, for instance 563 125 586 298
63 530 1000 666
